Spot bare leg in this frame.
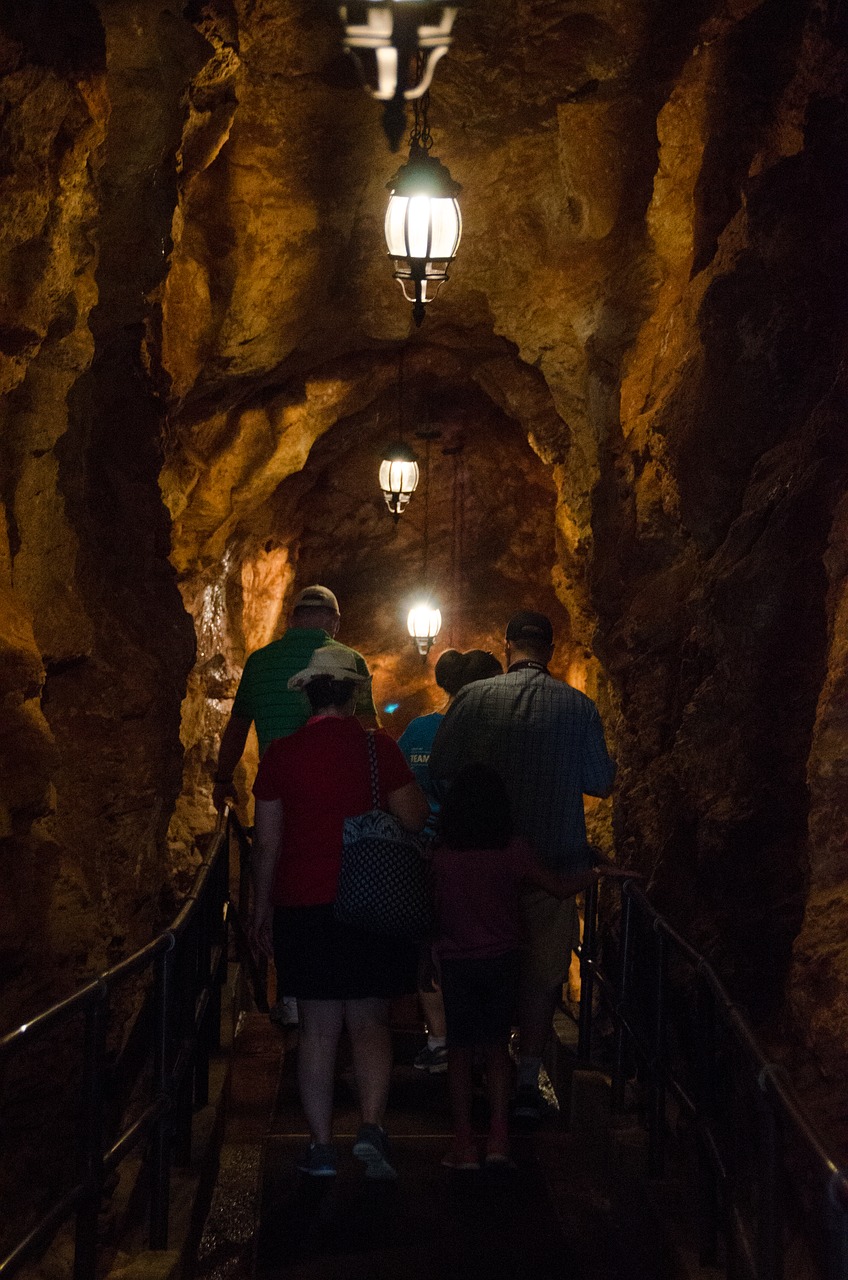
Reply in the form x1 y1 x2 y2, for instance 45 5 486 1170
419 988 447 1038
345 997 393 1127
484 1042 512 1157
298 1000 345 1144
446 1045 476 1154
518 978 560 1062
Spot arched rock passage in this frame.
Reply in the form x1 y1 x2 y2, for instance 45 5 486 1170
165 344 612 862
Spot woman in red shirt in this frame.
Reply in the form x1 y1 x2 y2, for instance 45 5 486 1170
251 646 429 1180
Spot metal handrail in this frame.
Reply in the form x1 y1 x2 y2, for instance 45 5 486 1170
226 809 269 1014
7 815 846 1279
0 806 261 1280
576 858 848 1280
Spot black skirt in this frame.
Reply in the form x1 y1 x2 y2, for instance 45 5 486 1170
272 903 417 1001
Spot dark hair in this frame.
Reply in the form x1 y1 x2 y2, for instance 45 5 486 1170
439 763 513 850
303 675 357 712
292 603 338 623
434 647 502 697
434 649 465 696
457 649 503 687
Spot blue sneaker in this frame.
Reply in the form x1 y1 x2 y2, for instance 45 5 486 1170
352 1124 398 1180
297 1142 337 1177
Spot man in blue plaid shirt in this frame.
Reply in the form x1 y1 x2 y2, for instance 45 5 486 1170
429 609 616 1120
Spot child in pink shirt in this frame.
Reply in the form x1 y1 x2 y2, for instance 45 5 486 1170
433 763 629 1169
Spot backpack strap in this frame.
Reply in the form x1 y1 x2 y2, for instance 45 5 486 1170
365 728 380 809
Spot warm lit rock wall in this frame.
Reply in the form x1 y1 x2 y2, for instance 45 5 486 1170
605 3 848 1059
0 4 196 1027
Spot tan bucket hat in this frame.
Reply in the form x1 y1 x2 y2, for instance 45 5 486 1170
287 645 370 691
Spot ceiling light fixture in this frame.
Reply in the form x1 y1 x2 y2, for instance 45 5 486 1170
337 1 461 150
379 348 420 519
380 442 419 518
384 86 461 326
407 601 442 656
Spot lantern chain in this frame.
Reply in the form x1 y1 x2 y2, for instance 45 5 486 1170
422 432 431 589
409 54 433 156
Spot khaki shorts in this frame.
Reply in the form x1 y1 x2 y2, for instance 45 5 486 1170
520 887 580 989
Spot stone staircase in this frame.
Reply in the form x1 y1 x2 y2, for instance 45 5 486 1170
91 993 724 1280
537 1016 725 1280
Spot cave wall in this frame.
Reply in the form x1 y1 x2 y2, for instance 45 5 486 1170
604 0 848 1051
1 0 847 1129
0 3 196 1025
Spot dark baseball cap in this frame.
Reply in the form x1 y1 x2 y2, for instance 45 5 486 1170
505 610 554 647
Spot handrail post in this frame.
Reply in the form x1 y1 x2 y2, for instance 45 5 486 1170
174 925 196 1168
150 942 174 1249
611 889 634 1113
756 1071 783 1280
209 834 229 1053
194 891 212 1111
648 927 667 1177
231 813 269 1013
236 813 251 926
828 1172 848 1280
696 976 719 1266
577 875 598 1064
73 991 108 1280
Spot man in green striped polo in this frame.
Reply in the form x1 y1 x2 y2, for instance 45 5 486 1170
212 584 378 813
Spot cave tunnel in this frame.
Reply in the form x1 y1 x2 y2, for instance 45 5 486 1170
170 345 587 858
2 0 848 1254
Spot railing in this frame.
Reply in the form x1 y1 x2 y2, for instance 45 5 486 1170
226 809 270 1017
0 808 260 1280
6 814 847 1280
576 861 848 1280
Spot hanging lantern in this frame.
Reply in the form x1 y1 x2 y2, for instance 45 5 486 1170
408 601 442 657
337 2 461 149
379 442 420 519
385 102 461 326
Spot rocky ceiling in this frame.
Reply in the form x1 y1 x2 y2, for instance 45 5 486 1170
1 0 847 1136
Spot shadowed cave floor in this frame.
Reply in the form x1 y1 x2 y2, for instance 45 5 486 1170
193 1013 680 1280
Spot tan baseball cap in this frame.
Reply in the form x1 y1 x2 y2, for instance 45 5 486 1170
292 584 340 613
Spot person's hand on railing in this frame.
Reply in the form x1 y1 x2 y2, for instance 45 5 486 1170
249 899 274 961
590 864 644 882
213 776 238 814
587 846 644 882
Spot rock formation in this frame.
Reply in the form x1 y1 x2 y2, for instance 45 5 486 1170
0 0 846 1140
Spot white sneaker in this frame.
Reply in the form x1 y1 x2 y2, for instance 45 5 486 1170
270 995 299 1027
413 1043 448 1073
